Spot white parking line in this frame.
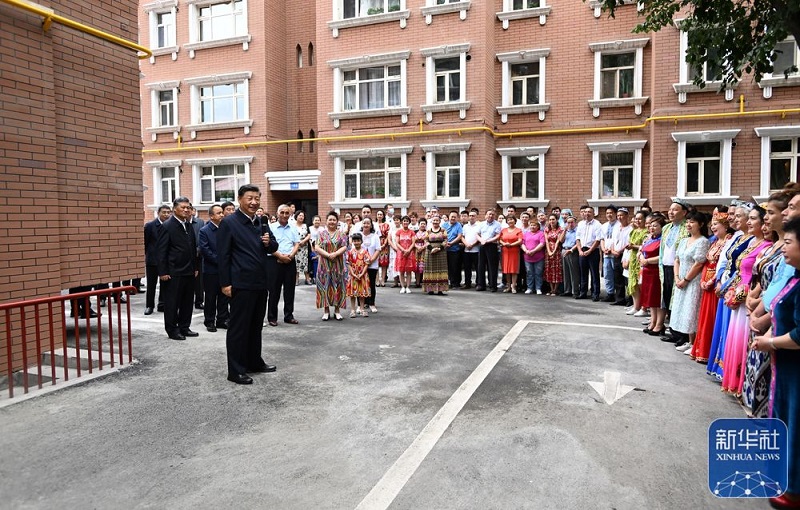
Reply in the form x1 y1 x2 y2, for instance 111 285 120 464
355 319 530 510
526 319 644 332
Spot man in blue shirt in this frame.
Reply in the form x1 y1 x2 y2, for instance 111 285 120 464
443 210 464 289
476 209 502 292
561 215 579 297
267 204 301 327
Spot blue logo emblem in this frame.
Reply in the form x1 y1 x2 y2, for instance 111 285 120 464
708 418 788 498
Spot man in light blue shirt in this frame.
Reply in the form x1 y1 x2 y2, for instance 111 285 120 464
267 204 300 326
476 209 502 292
444 210 464 288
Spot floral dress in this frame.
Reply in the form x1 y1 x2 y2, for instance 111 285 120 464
394 228 417 272
415 229 427 273
295 223 309 275
345 247 370 298
544 227 564 284
423 228 449 293
315 228 348 309
625 227 648 297
378 222 391 267
669 236 710 335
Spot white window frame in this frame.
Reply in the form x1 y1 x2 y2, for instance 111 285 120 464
588 38 649 118
328 0 410 38
328 51 411 128
755 126 800 201
147 160 182 207
420 142 470 208
496 146 549 208
421 0 471 25
143 0 179 62
184 72 253 138
672 130 740 205
185 0 251 58
672 23 737 104
587 0 642 18
496 0 551 29
420 44 471 121
586 141 647 208
145 80 181 141
497 48 550 123
186 156 252 205
760 37 800 98
328 146 412 209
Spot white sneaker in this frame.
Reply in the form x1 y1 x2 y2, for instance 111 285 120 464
676 343 692 352
634 309 648 317
400 287 406 294
625 308 636 315
536 290 542 295
525 289 533 294
684 347 694 355
370 306 378 313
405 287 411 294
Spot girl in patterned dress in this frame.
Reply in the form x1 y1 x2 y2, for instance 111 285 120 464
346 233 371 317
394 215 417 293
315 211 348 321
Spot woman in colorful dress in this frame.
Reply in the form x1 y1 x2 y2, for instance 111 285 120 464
394 215 416 294
752 217 800 510
376 210 390 287
640 213 665 336
669 211 711 351
720 206 771 395
742 193 790 416
544 214 564 295
315 211 348 321
499 215 523 294
414 218 428 287
345 233 371 317
625 211 649 315
423 215 449 295
295 210 312 285
690 213 732 363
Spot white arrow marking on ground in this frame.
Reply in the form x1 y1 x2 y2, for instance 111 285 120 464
588 371 636 405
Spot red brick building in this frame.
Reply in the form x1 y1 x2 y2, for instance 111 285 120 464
139 0 800 219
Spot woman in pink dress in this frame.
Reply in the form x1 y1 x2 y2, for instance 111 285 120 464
544 214 564 295
394 215 416 294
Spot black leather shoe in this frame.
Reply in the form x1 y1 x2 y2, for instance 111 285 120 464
181 329 200 337
611 301 627 306
661 335 678 343
648 328 666 336
215 323 228 329
144 307 154 315
475 286 486 291
603 295 615 302
206 325 217 332
592 296 600 302
195 303 204 310
284 318 299 324
562 293 573 297
268 321 278 327
227 373 253 385
156 305 164 312
575 294 587 300
85 309 98 318
168 333 186 341
248 364 277 373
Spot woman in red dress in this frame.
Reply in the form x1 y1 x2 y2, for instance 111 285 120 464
640 213 666 336
394 215 417 294
544 213 564 295
498 215 523 293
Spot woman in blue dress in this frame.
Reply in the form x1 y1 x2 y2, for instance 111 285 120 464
752 217 800 509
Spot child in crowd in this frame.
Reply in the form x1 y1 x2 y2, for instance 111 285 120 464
346 233 371 317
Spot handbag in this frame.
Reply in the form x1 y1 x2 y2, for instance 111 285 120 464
723 277 747 308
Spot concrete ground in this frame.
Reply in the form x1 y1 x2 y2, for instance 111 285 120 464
0 281 759 509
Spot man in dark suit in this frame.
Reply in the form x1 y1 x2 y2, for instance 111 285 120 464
199 204 229 332
157 197 199 340
218 184 279 385
144 205 171 315
189 206 205 310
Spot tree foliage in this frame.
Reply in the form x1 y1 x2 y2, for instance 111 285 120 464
595 0 800 87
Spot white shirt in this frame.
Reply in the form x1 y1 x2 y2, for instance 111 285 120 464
576 219 602 248
462 221 481 253
613 224 633 252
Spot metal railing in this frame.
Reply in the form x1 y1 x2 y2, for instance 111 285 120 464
0 286 135 399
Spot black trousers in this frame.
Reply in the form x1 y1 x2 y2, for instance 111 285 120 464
463 251 478 287
477 243 499 289
268 259 296 322
203 272 229 327
447 249 463 287
366 268 378 306
226 288 268 376
578 249 601 298
612 255 627 303
163 274 194 335
517 249 527 291
194 267 204 306
662 265 675 311
145 265 163 309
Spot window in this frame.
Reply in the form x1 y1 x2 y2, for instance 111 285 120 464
343 0 401 17
586 141 646 208
297 131 304 153
296 44 303 68
309 129 316 153
673 26 735 103
343 66 402 111
588 38 649 117
497 0 551 29
755 127 800 198
434 153 460 198
145 1 178 61
497 48 550 123
761 37 800 98
329 146 411 206
159 167 179 205
685 143 721 195
673 130 739 204
185 72 252 137
329 51 411 128
421 0 471 25
145 81 180 140
158 90 176 127
329 0 408 37
155 11 175 49
308 42 315 66
420 143 469 207
497 146 549 207
195 162 248 203
420 44 470 121
186 0 250 57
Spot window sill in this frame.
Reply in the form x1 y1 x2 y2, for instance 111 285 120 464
329 200 411 210
496 6 551 29
759 74 800 99
588 0 641 17
587 198 646 208
421 1 471 24
588 96 648 117
497 103 550 123
674 195 739 206
149 46 179 63
185 119 253 139
328 107 411 128
672 81 737 104
421 101 471 121
498 199 549 208
419 198 470 209
184 35 251 58
146 126 181 142
328 10 411 38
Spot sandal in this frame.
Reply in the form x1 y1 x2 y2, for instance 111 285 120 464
350 310 356 318
511 288 517 294
334 313 343 321
322 313 330 321
370 306 378 313
362 311 369 317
